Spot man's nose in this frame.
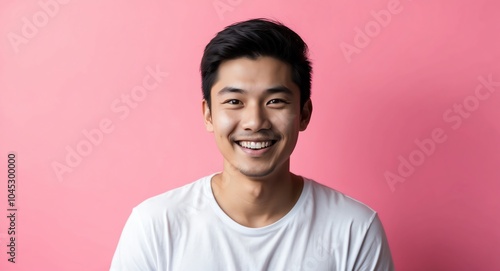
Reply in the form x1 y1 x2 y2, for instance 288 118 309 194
241 103 272 131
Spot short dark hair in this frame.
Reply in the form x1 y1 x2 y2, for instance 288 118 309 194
200 18 312 110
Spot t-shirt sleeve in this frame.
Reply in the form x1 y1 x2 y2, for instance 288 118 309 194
109 208 159 271
353 213 395 271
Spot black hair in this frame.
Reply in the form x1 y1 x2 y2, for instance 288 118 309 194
200 18 312 110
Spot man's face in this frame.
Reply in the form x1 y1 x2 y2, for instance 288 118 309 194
203 56 312 178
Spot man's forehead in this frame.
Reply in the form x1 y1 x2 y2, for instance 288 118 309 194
212 56 298 96
218 57 291 78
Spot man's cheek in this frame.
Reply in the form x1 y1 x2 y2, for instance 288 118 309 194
271 113 298 130
214 112 238 134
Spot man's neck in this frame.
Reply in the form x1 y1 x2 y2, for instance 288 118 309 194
210 165 304 228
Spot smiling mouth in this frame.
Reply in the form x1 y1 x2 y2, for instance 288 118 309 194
236 140 277 150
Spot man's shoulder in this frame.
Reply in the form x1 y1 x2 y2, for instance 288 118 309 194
132 173 213 216
305 177 377 223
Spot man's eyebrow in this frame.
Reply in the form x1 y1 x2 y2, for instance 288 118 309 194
217 87 246 96
265 86 294 96
216 86 294 96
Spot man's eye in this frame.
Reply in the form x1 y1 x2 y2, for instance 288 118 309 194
268 99 287 104
224 99 241 105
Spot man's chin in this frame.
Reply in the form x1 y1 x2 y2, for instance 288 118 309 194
238 167 275 179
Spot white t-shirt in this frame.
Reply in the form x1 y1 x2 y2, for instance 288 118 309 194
110 173 394 271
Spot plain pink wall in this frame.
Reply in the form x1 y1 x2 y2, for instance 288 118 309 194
1 0 499 270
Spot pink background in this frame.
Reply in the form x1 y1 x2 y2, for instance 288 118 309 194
1 0 499 270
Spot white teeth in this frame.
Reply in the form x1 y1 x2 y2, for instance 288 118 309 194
239 141 273 150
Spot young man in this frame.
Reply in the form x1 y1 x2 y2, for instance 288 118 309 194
110 18 394 270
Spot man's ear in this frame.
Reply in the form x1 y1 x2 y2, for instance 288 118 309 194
202 99 214 133
299 99 313 131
